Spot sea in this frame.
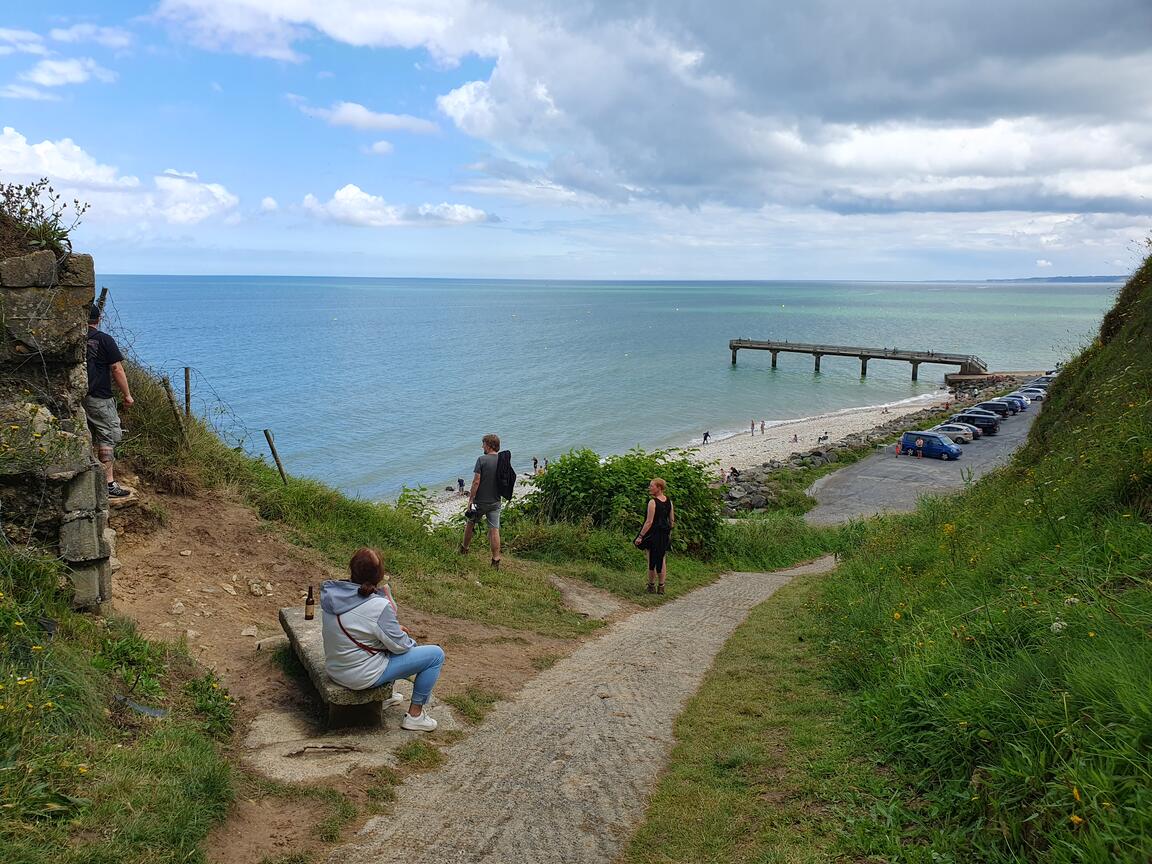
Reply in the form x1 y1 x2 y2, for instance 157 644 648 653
99 276 1118 500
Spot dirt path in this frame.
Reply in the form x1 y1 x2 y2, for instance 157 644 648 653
335 556 837 864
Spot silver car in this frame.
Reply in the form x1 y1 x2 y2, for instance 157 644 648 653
932 424 974 444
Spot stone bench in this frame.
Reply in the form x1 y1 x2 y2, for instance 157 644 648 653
278 606 402 728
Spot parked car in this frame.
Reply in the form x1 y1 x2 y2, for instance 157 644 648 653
935 423 981 440
998 394 1029 411
931 424 973 444
1017 388 1046 400
952 412 1000 434
1006 392 1032 405
1024 380 1050 390
899 431 962 460
975 400 1013 417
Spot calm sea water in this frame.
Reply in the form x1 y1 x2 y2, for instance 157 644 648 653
99 276 1117 499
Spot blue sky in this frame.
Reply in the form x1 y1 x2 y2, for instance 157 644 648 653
2 1 1150 279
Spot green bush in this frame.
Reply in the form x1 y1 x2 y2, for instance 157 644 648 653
519 447 723 556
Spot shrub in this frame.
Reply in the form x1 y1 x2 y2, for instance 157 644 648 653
519 447 723 555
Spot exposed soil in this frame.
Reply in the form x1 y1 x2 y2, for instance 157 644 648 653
108 474 577 864
0 212 33 260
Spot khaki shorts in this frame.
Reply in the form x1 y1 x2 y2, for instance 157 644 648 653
84 396 123 446
467 501 501 529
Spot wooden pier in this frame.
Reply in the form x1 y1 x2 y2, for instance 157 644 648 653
728 339 987 381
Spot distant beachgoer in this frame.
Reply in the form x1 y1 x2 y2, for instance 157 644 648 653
532 456 539 473
729 466 740 482
461 433 502 569
750 420 756 436
882 407 890 415
321 548 444 732
760 420 766 434
543 459 549 470
635 478 674 595
457 477 465 494
791 433 798 444
702 431 711 445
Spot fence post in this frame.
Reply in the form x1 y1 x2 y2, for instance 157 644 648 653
263 429 289 485
184 367 191 417
96 286 108 315
161 376 190 448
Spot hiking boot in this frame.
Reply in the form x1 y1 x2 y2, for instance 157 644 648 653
107 483 131 498
646 583 655 593
491 558 501 570
400 711 438 732
657 584 665 595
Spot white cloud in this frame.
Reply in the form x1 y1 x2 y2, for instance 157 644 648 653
1036 259 1054 267
49 24 133 50
299 100 437 134
0 127 237 226
0 28 48 56
366 140 394 155
260 196 278 211
20 58 117 87
0 84 59 101
303 184 493 226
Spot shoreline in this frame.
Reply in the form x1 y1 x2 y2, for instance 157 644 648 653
424 389 962 524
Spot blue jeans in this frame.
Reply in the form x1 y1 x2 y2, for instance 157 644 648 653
373 645 445 706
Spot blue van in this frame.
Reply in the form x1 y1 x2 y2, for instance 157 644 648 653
900 431 962 460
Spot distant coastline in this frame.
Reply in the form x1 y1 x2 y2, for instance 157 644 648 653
983 275 1126 283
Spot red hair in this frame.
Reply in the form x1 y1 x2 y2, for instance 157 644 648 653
349 548 383 597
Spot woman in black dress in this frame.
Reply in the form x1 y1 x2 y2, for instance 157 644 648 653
635 477 674 594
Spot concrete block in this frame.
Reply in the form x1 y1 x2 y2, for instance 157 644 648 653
103 526 117 559
97 558 112 601
59 510 102 562
63 466 102 511
0 251 56 287
56 254 94 287
71 563 102 608
97 510 111 557
0 285 90 362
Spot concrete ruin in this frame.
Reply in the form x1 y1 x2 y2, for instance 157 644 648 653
0 248 114 608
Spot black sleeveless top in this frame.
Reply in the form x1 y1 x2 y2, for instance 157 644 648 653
652 497 672 531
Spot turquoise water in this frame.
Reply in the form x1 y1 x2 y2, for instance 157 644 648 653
100 276 1116 498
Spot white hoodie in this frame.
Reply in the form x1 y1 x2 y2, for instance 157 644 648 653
320 579 417 690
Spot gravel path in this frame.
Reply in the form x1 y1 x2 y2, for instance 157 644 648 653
333 556 837 864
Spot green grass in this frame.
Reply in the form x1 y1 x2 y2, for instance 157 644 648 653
393 739 445 771
440 684 503 725
621 572 897 864
0 548 235 864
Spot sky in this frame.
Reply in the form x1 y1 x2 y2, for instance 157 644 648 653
1 0 1150 280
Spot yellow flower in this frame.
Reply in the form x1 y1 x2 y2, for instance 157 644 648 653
1088 631 1096 638
31 645 44 652
77 765 88 774
943 523 957 536
1069 814 1084 826
13 621 24 627
1072 787 1081 802
893 611 902 620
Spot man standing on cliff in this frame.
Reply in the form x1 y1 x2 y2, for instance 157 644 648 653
85 304 133 498
460 433 502 568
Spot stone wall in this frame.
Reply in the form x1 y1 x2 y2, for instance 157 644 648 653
0 248 113 608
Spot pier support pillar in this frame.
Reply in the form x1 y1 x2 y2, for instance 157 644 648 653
911 361 920 382
731 348 738 366
814 353 822 373
770 350 778 369
860 356 868 377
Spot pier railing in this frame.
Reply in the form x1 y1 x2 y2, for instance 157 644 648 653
728 339 987 380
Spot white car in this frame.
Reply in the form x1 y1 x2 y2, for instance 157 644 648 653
932 424 974 444
1006 392 1032 405
1017 388 1046 400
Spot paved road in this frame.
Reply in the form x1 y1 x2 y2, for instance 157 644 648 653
805 405 1039 525
332 557 837 864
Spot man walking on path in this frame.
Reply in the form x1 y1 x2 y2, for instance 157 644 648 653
85 304 133 498
460 433 502 567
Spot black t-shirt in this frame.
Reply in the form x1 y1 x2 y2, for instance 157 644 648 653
86 328 124 399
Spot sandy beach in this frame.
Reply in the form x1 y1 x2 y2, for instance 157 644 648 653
424 391 956 524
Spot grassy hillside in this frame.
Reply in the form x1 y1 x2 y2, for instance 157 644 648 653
817 253 1151 860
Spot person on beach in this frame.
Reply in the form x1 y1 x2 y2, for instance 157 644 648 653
457 477 465 495
702 431 710 445
750 420 755 436
85 304 134 498
461 433 503 568
760 420 766 434
791 433 798 444
532 456 539 473
321 548 444 732
635 478 674 594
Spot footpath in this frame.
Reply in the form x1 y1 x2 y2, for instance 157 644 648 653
334 556 837 864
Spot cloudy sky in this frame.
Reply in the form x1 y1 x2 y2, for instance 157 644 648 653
1 0 1150 278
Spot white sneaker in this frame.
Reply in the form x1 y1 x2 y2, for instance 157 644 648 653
400 711 438 732
382 691 405 708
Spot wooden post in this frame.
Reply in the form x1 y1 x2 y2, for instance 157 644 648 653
183 367 191 417
161 376 190 447
96 286 108 315
860 356 868 377
264 429 289 485
911 361 920 382
731 348 738 365
770 350 778 369
814 353 822 373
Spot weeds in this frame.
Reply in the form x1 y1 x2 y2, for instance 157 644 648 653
441 685 503 724
0 177 89 256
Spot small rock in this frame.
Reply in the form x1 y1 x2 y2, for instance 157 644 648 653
220 584 237 596
240 626 258 637
200 585 219 594
247 581 265 597
109 557 122 573
179 549 192 557
264 582 274 594
169 600 185 616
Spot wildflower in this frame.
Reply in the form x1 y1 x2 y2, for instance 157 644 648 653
1063 596 1080 606
1051 620 1067 633
77 765 88 774
1088 631 1096 638
943 523 956 536
1072 787 1081 802
893 611 902 621
31 645 44 652
13 621 23 627
1069 814 1084 826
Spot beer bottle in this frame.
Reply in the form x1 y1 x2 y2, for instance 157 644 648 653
304 585 315 620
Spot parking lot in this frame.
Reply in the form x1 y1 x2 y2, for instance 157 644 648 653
804 404 1040 525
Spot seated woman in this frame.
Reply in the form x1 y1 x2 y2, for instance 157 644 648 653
320 547 445 732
